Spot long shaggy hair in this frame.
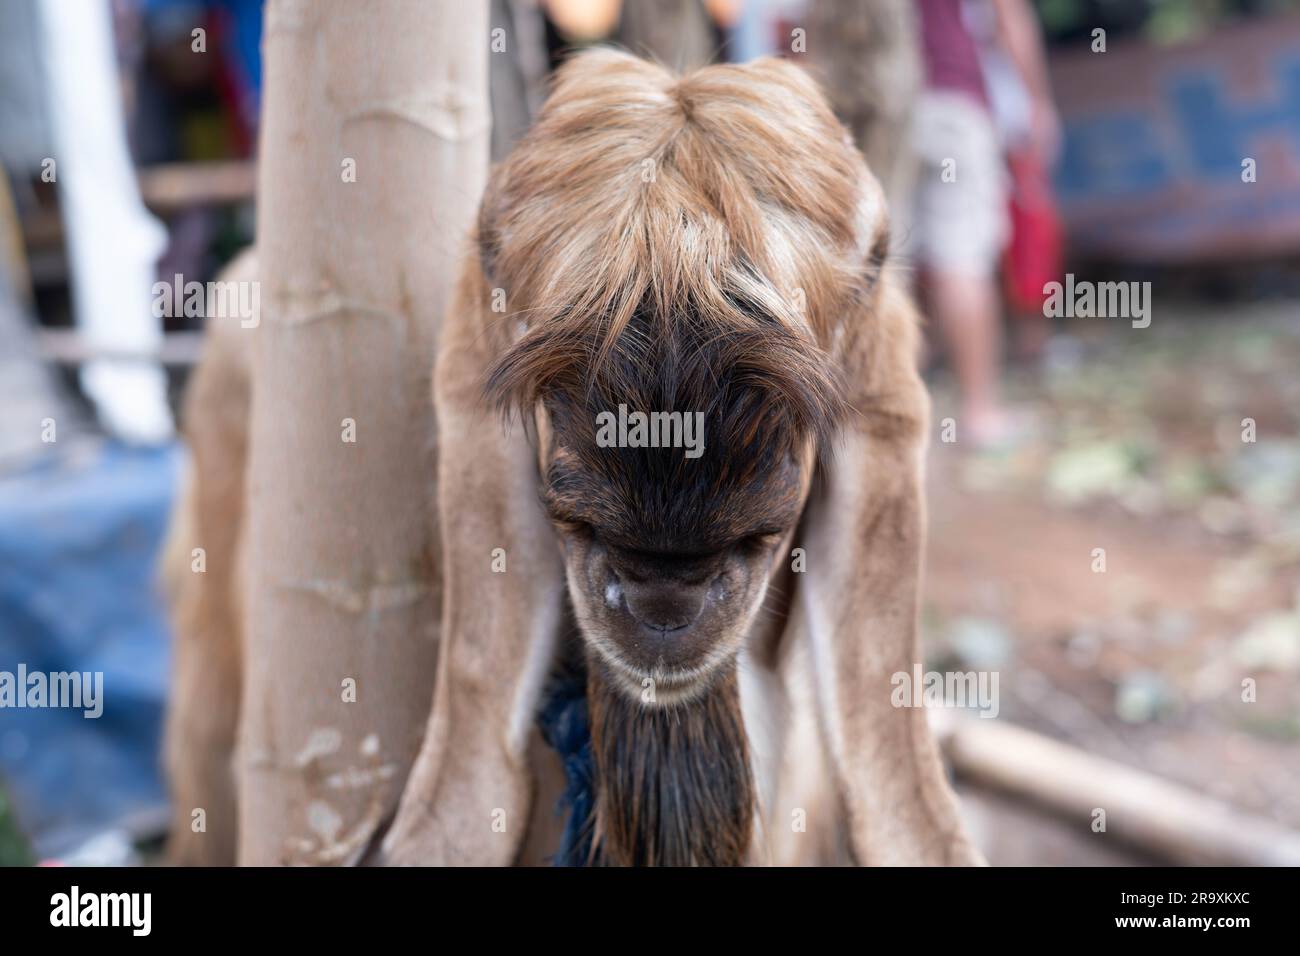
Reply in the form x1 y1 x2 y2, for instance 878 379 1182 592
480 48 889 554
586 658 753 867
481 47 886 443
475 49 889 864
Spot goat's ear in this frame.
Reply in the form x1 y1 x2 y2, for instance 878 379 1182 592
832 259 927 446
475 170 505 286
382 251 565 866
867 268 927 436
790 276 983 865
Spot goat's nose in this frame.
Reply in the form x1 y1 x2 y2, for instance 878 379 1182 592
621 579 708 633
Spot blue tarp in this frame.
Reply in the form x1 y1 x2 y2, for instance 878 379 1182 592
0 441 179 857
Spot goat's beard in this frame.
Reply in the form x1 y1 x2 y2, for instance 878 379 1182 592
586 655 755 866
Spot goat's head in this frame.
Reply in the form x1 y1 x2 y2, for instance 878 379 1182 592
480 48 888 864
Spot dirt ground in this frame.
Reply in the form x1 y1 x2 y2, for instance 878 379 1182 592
920 301 1300 862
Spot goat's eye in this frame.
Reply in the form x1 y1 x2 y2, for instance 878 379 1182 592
739 530 783 553
551 515 593 538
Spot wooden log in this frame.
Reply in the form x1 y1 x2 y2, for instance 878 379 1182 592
935 715 1300 865
138 161 256 212
37 329 204 365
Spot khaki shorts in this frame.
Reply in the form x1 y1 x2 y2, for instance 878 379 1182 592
909 90 1009 278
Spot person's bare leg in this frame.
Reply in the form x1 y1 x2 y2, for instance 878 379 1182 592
1013 311 1050 363
927 269 1010 445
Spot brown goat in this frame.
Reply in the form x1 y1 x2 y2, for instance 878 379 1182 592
167 50 981 866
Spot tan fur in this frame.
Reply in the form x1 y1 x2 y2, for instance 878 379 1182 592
163 249 255 865
171 52 981 866
382 51 980 865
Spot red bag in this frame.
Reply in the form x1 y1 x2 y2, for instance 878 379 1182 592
1002 150 1064 315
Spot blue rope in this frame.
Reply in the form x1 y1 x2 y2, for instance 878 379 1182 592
536 672 596 866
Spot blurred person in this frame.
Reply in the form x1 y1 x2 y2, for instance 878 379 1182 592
912 0 1059 449
806 0 921 244
543 0 723 69
973 0 1063 362
490 0 549 161
616 0 717 69
543 0 622 42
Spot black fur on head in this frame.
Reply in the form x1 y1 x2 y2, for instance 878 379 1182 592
488 294 833 552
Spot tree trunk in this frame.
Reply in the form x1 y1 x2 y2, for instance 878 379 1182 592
238 0 488 865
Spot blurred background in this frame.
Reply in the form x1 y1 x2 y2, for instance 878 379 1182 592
1 0 1298 865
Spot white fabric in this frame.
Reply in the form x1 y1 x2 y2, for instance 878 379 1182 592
38 0 173 443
